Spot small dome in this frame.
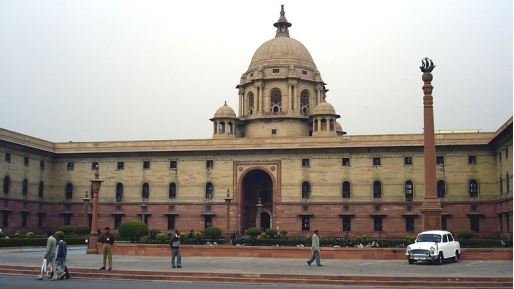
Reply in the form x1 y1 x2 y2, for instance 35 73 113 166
335 121 343 132
313 101 336 115
214 102 236 118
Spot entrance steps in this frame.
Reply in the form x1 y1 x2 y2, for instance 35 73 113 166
0 265 512 288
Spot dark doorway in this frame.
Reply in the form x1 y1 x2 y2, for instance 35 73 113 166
242 169 273 231
261 212 271 231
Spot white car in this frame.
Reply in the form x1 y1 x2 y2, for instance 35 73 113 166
406 230 460 265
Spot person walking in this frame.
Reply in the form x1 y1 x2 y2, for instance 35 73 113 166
99 227 114 270
36 231 57 281
56 235 70 280
170 229 181 268
307 229 322 267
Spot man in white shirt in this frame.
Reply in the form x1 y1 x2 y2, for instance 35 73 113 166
307 229 322 267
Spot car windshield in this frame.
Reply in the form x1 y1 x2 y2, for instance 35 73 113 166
416 234 441 243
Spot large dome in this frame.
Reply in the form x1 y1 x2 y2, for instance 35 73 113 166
249 37 316 70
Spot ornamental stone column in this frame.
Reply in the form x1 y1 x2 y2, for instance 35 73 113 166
419 58 443 230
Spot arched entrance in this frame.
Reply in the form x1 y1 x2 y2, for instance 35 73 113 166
242 169 273 231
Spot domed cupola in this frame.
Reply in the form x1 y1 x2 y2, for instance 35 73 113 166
311 101 341 137
210 102 240 139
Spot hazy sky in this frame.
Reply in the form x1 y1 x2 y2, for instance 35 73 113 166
0 0 512 142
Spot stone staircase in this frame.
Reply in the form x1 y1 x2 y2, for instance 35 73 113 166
0 265 511 288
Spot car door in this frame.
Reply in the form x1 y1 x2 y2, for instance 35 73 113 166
441 234 450 257
447 233 457 256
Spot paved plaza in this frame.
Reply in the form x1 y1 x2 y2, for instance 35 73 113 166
0 245 511 279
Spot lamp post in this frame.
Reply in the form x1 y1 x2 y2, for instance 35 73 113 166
87 165 103 254
82 191 90 226
140 202 148 224
256 197 263 231
224 188 233 244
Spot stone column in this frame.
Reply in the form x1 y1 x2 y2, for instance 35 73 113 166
238 93 242 116
419 58 442 230
288 85 293 111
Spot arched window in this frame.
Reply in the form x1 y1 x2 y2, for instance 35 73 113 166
300 90 310 115
469 179 478 197
270 88 282 113
116 183 123 202
405 180 413 199
329 119 335 131
302 181 311 199
65 183 73 199
142 182 149 200
437 180 446 198
206 182 213 199
320 118 327 130
169 182 177 199
3 176 9 194
248 92 255 115
219 121 225 134
22 179 28 196
342 181 351 198
228 122 233 134
373 181 382 198
38 181 44 198
314 119 318 132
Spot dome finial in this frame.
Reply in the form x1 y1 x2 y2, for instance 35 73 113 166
224 101 227 106
274 5 292 37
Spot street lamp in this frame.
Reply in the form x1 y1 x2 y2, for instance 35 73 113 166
256 197 263 231
87 165 103 254
82 191 90 226
224 188 232 244
140 201 148 224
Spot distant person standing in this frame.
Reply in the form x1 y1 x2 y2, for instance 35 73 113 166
36 231 57 280
170 229 181 268
100 227 114 270
188 229 194 239
307 229 322 267
56 235 70 280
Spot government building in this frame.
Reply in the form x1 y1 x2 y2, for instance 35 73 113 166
0 6 512 238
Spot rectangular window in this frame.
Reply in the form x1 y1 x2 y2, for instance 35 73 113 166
170 161 177 169
63 215 71 226
442 215 448 230
436 156 445 165
342 158 350 166
405 217 415 232
302 158 310 167
302 216 310 231
206 160 214 168
114 216 122 229
343 217 351 232
204 216 213 229
468 155 477 165
372 157 381 166
143 161 150 169
24 157 29 166
38 214 43 228
302 70 307 75
91 161 98 170
22 214 27 228
404 157 413 165
67 162 74 171
40 160 45 169
4 153 10 163
470 216 480 232
271 129 277 135
272 69 280 73
168 215 175 230
117 162 124 170
374 217 382 232
3 212 9 227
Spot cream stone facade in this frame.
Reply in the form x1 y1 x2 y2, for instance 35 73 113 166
0 6 512 237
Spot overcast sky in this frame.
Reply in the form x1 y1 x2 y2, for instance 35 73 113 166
0 0 512 142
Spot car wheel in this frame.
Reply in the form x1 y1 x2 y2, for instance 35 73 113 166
436 252 444 265
452 251 459 263
408 259 415 264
